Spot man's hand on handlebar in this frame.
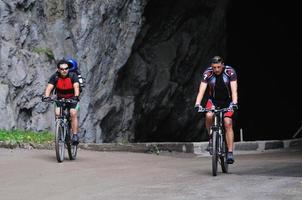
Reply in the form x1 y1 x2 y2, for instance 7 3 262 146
194 104 205 112
228 102 238 111
42 95 51 102
72 96 80 102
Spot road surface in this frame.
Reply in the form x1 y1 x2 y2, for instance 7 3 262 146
0 147 301 200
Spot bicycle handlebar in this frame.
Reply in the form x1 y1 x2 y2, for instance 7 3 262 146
197 106 237 113
42 97 78 104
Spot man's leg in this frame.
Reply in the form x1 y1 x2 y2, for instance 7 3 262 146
224 117 234 163
55 107 60 118
205 112 214 134
70 108 79 144
205 112 214 152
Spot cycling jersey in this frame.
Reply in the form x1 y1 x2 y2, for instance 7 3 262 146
48 72 79 99
201 65 237 107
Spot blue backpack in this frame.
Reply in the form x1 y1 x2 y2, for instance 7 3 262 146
66 58 85 93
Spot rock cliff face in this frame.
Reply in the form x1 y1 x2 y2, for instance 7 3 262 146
0 0 230 142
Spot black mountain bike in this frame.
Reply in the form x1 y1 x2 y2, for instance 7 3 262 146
43 98 78 162
198 107 231 176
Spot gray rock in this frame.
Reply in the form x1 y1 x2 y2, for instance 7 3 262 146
0 0 230 143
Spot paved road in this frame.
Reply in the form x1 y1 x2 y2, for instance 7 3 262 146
0 148 301 200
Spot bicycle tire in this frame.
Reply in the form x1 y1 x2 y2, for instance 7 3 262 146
220 132 229 173
55 120 65 163
67 133 78 160
64 124 78 160
67 143 78 160
212 129 218 176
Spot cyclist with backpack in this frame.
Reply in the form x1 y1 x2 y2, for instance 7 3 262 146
194 56 238 164
42 58 81 145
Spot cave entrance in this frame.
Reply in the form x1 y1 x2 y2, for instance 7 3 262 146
226 2 302 141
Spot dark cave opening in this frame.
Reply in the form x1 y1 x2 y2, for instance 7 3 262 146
127 0 212 142
226 1 302 141
116 0 302 143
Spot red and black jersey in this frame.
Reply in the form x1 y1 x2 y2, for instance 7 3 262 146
48 72 79 99
201 65 237 107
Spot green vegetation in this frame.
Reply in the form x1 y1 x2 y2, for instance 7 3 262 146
0 129 53 144
149 144 160 155
33 47 55 60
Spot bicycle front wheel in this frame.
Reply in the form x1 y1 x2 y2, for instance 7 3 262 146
211 130 218 176
55 120 65 163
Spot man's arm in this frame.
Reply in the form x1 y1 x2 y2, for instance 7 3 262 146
230 80 238 104
73 82 80 97
44 84 54 97
195 81 208 105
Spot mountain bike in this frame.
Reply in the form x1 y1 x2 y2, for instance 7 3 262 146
43 98 78 162
198 106 232 176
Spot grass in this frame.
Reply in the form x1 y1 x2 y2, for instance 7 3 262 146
0 129 53 145
32 47 55 60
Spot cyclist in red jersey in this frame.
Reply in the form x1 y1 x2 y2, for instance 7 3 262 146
42 59 81 145
195 56 238 164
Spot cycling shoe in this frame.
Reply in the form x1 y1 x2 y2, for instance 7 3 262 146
226 152 235 164
71 134 79 145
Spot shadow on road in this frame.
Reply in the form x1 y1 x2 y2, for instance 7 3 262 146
235 162 302 177
233 149 302 177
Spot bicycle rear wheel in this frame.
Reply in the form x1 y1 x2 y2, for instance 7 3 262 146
65 127 78 160
220 133 229 173
212 130 218 176
55 120 65 163
67 143 78 160
67 139 78 160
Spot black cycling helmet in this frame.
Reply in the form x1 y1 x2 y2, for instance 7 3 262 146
210 56 224 64
56 59 70 68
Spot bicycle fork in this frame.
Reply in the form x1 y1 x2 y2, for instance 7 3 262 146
57 119 68 143
213 128 223 156
216 112 225 156
218 129 225 156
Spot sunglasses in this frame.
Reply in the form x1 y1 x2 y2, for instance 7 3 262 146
59 67 69 71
